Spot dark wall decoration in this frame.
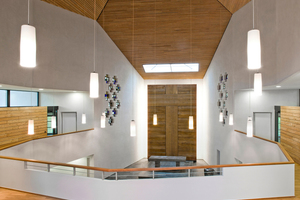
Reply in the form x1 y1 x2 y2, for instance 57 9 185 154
217 73 229 125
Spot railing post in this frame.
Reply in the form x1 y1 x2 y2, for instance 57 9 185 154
188 169 191 177
115 172 118 181
24 161 27 169
102 172 104 180
47 164 50 172
152 171 155 179
73 167 76 176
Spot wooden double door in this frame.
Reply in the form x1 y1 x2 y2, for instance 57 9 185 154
148 85 196 161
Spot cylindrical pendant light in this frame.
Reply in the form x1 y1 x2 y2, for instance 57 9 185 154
82 113 86 124
254 72 262 96
189 116 194 130
20 25 36 68
247 29 261 70
51 116 56 128
219 111 223 122
90 72 99 98
28 119 34 135
130 120 136 137
247 117 253 137
153 114 157 125
101 113 105 128
229 114 234 125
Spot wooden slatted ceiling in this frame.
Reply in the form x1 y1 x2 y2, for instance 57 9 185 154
99 0 231 79
0 107 47 147
41 0 108 19
281 106 300 164
218 0 251 14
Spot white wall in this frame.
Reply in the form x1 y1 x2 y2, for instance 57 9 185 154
234 89 299 140
0 0 147 174
0 158 294 200
40 92 94 133
202 0 300 165
145 79 204 159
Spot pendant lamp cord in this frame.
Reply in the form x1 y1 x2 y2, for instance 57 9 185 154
190 0 192 63
93 0 96 72
28 0 30 25
253 0 255 29
132 0 135 117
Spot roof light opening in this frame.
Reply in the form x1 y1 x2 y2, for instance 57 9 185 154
143 63 199 73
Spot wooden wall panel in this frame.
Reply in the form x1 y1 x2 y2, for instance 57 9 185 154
0 107 47 147
148 85 196 161
218 0 251 14
281 106 300 164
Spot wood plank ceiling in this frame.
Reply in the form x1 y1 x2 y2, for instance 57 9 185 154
41 0 250 79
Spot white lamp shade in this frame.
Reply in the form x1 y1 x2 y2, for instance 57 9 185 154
90 72 99 98
229 114 234 125
247 117 253 137
153 114 157 125
189 116 194 130
101 114 105 128
28 120 34 135
130 120 136 137
254 73 262 96
51 116 56 128
82 114 86 124
219 112 223 122
247 29 261 70
20 25 36 68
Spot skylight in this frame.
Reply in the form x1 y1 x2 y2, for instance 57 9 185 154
143 63 199 73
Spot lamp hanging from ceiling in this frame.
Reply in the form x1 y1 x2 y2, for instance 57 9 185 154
28 119 34 135
82 113 87 124
153 114 157 126
101 113 105 128
219 111 223 122
89 0 99 98
188 0 194 130
229 113 234 125
247 116 253 137
20 0 36 68
247 0 261 70
254 72 262 96
130 0 136 137
130 120 136 137
51 116 56 129
152 1 158 126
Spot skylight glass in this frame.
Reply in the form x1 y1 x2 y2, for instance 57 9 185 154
143 63 199 73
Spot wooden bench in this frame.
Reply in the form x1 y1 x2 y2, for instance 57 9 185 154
148 156 187 167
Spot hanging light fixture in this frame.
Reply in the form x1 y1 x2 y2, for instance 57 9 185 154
219 111 223 122
130 120 136 137
254 72 262 96
229 114 234 125
101 113 105 128
188 4 194 130
247 117 253 137
82 113 87 124
28 119 34 135
89 0 99 98
20 0 36 68
247 0 261 70
189 116 194 130
51 116 56 128
153 114 157 125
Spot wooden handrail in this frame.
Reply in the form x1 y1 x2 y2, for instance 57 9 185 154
0 129 94 151
0 155 293 173
234 130 294 162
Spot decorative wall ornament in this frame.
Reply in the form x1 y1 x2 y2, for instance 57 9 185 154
219 92 223 99
219 74 224 82
108 83 114 92
224 72 228 82
104 74 110 84
108 100 113 109
112 76 117 84
222 83 226 90
104 109 110 118
223 100 226 108
116 100 120 109
108 117 113 126
217 72 230 125
112 108 117 117
112 92 117 101
105 91 109 101
217 100 221 107
217 83 221 91
225 91 229 100
116 84 121 93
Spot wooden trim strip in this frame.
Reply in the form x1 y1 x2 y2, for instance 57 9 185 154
235 130 294 162
0 129 94 151
0 155 293 173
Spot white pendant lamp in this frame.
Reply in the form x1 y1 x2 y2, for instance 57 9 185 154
20 0 36 68
247 117 253 137
153 114 157 125
28 119 34 135
101 113 105 128
254 72 262 96
247 30 261 70
189 116 194 130
229 114 234 126
82 113 86 124
130 120 136 137
219 111 223 122
89 72 99 98
51 116 56 128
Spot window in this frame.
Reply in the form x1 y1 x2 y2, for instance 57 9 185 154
10 91 38 107
0 90 7 107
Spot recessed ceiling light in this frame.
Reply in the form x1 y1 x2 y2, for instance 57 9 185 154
39 88 44 90
276 86 281 88
143 63 199 73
